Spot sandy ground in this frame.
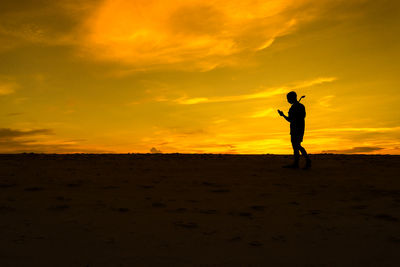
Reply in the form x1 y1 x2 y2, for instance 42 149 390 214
0 154 399 266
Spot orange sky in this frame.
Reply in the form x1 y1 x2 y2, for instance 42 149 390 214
0 0 399 154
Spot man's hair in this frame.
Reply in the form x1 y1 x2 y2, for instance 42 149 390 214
287 91 297 100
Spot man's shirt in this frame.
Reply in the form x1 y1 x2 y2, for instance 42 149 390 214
288 102 306 137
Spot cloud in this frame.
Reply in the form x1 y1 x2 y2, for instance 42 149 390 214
0 127 110 153
308 126 400 133
174 76 336 104
0 81 17 95
0 0 372 73
0 0 98 49
319 95 335 108
0 128 53 138
322 146 383 154
79 0 332 70
248 108 276 118
6 112 23 116
0 139 110 153
0 127 53 152
150 147 162 153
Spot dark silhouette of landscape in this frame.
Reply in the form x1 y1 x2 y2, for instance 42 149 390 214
0 153 399 266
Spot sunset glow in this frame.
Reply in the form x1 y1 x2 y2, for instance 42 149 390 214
0 0 399 154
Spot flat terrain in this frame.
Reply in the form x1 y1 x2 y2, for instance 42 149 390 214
0 154 399 266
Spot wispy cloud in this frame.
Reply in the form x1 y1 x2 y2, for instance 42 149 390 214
0 0 371 73
308 126 400 133
174 77 336 104
0 128 53 138
319 95 335 108
0 81 17 95
6 112 23 117
0 127 111 153
248 108 276 118
0 0 97 50
79 0 333 70
322 146 383 154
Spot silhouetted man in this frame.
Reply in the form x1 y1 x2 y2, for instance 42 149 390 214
278 91 311 169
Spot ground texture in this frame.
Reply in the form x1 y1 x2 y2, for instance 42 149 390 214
0 154 399 266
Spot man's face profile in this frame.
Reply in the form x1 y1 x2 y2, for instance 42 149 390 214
287 95 295 104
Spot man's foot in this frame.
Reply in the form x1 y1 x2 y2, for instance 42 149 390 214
283 163 299 169
303 159 312 170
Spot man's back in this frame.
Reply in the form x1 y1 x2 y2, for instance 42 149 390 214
289 102 306 137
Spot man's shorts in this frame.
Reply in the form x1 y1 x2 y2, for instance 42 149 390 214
291 135 303 144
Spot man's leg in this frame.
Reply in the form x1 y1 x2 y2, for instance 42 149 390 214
292 140 300 167
299 144 311 169
299 145 308 158
283 138 300 168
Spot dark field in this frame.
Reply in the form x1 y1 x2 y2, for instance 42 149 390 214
0 154 399 266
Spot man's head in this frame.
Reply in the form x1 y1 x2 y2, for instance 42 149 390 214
287 91 297 104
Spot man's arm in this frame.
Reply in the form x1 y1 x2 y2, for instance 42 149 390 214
277 110 291 122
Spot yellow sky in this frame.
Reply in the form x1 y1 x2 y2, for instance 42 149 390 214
0 0 399 154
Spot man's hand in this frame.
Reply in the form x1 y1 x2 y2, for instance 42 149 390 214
277 109 284 116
